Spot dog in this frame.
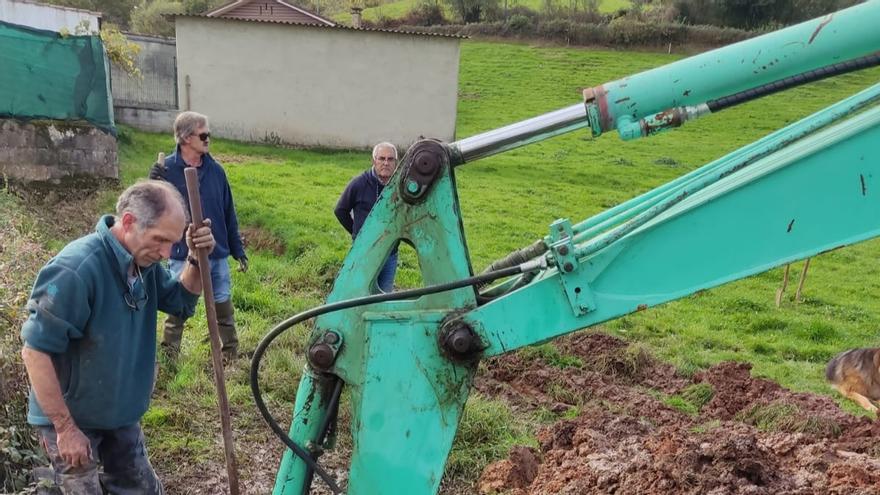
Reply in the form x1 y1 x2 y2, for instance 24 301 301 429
826 348 880 414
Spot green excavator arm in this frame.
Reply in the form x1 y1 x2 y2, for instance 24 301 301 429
252 2 880 493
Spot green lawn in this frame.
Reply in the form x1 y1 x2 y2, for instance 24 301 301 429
6 38 880 491
329 0 631 23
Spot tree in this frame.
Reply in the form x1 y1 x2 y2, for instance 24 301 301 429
44 0 140 29
674 0 857 29
131 0 184 37
443 0 499 22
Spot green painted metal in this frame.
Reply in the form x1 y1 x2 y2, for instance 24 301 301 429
464 102 880 357
548 219 595 315
347 311 474 493
594 0 880 136
273 160 478 494
572 82 880 262
567 82 880 247
274 370 332 494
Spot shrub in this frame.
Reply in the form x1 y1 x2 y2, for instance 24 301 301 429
0 193 51 492
403 19 753 48
506 14 532 33
404 3 447 26
131 0 185 37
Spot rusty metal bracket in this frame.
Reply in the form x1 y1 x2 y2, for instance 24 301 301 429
549 219 596 316
400 139 448 204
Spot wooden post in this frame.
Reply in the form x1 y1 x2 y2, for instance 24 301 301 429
795 257 811 302
775 264 790 307
184 168 240 495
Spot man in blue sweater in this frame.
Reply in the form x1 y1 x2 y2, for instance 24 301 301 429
334 142 399 292
21 180 215 493
150 111 247 361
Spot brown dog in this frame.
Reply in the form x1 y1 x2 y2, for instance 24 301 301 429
826 348 880 414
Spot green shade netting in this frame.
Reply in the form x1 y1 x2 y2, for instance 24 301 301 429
0 20 115 134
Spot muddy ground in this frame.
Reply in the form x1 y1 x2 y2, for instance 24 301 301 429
475 332 880 495
167 331 880 495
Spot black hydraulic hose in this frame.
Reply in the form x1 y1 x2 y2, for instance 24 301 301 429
301 378 343 494
707 51 880 112
250 260 543 494
479 240 548 279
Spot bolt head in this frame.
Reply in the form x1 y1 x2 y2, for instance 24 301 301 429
563 262 574 272
441 324 483 362
558 245 569 256
450 332 471 353
406 180 420 194
308 343 335 369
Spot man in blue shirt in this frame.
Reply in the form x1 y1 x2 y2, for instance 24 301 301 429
20 180 215 493
150 111 247 361
334 142 399 293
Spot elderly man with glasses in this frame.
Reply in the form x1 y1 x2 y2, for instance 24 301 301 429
334 141 400 293
21 180 215 494
149 111 247 361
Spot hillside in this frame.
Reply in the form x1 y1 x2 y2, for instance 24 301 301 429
2 39 880 493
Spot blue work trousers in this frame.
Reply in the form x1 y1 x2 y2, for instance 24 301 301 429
377 251 398 293
37 423 163 494
168 257 232 303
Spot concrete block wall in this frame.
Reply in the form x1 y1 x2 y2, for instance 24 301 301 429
0 119 118 188
114 107 177 134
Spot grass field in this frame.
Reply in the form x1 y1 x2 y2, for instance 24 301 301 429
329 0 631 23
4 38 880 491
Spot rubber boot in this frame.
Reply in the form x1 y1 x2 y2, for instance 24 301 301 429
215 300 239 361
161 314 186 360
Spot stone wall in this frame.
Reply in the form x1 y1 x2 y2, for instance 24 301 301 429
0 119 118 189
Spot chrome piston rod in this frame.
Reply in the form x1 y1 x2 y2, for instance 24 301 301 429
449 103 589 166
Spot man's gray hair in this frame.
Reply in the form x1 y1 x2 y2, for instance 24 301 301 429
116 180 189 229
372 142 398 160
174 111 209 145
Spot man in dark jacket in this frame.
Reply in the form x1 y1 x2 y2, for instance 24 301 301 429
150 111 247 360
334 142 399 292
21 180 215 493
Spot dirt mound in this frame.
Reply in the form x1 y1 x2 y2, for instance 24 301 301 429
476 332 880 494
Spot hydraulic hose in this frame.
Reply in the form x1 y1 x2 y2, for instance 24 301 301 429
250 258 547 494
707 51 880 112
301 378 343 493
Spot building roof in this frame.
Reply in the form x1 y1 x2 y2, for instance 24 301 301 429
171 13 467 39
205 0 335 26
3 0 101 17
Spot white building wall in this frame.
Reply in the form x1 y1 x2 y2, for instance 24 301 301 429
0 0 100 33
175 17 460 150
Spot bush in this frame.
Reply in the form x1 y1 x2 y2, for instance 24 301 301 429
402 19 753 49
403 3 447 26
0 193 51 492
131 0 185 37
506 13 532 33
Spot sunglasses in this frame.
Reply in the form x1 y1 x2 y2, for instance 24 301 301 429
123 265 149 311
195 132 211 142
